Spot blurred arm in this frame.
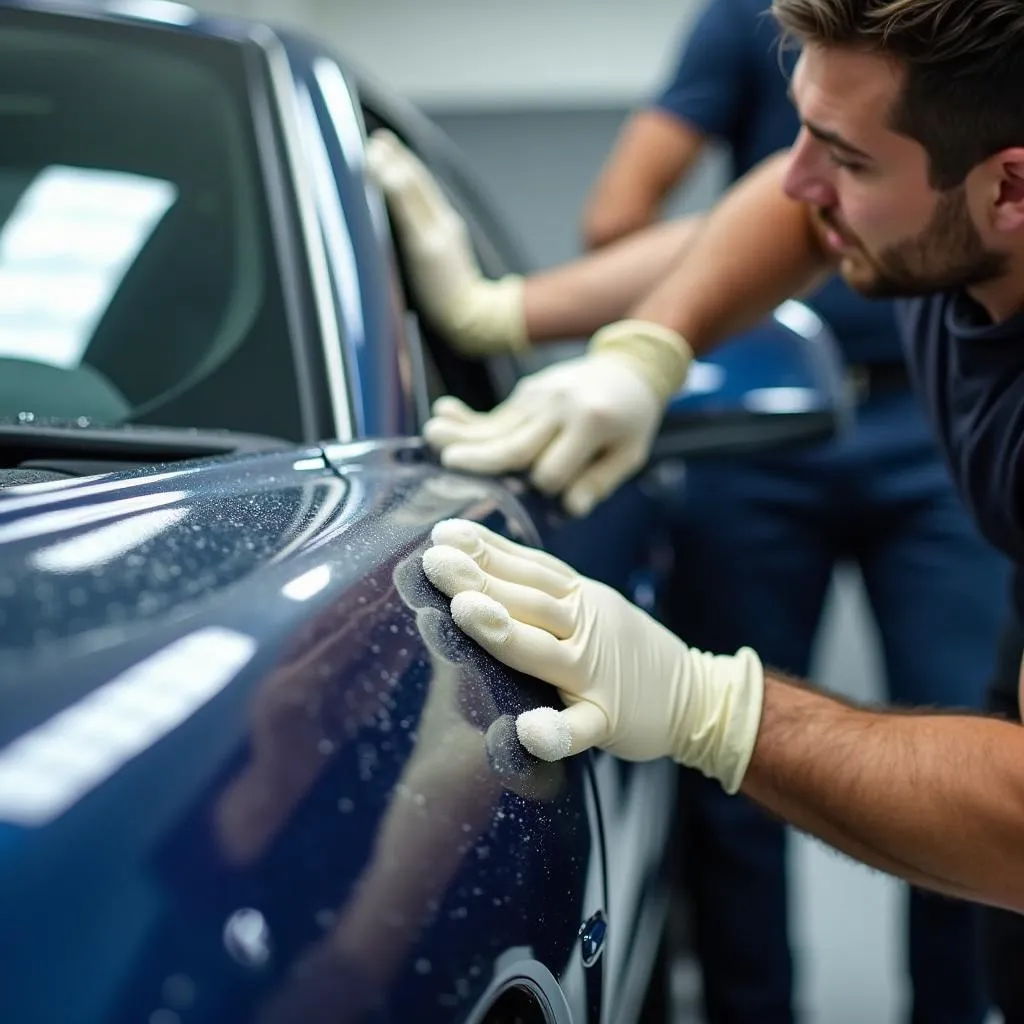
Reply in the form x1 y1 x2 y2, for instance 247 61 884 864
581 111 706 250
525 215 703 341
629 152 833 354
418 155 832 514
581 0 750 249
367 129 701 353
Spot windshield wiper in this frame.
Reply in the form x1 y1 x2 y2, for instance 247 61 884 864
0 418 291 476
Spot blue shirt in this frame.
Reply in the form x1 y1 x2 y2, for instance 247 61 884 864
900 294 1024 617
654 0 902 365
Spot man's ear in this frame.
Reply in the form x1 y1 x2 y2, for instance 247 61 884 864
989 149 1024 233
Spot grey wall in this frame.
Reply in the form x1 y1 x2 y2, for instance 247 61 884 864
199 0 709 108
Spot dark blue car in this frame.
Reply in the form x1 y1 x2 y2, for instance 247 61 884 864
0 3 846 1022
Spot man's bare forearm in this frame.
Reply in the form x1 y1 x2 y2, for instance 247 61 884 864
523 216 703 343
743 676 1024 911
581 110 706 250
630 152 832 355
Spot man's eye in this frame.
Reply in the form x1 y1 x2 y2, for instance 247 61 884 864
828 152 864 173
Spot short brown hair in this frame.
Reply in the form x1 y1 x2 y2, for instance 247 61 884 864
772 0 1024 188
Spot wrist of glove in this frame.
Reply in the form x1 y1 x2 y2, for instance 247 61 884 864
440 272 529 356
587 318 693 405
422 519 764 794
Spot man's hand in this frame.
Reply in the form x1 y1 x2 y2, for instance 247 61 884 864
425 319 692 517
365 129 528 356
421 519 764 793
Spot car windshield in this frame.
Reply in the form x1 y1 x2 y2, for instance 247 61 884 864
0 11 304 441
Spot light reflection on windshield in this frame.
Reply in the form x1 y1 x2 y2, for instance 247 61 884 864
0 17 304 437
0 165 177 368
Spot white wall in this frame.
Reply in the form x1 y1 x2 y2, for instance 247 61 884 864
196 0 708 108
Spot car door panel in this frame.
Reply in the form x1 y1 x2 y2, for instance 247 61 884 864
343 96 679 1024
0 441 604 1024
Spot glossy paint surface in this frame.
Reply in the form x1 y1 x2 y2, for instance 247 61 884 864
0 443 604 1023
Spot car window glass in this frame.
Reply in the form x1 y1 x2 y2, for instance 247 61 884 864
0 15 303 441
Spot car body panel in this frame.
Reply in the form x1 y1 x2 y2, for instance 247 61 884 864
0 442 606 1024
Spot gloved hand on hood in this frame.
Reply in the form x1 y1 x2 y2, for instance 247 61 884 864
422 519 764 795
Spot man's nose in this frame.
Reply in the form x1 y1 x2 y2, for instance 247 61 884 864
782 136 836 208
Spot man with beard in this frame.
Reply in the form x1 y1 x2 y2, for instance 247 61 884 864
576 2 1007 1021
369 0 1024 1019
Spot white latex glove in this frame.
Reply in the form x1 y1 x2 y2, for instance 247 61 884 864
365 128 528 356
421 519 764 794
424 319 693 517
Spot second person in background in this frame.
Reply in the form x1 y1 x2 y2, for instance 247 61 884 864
581 1 1007 1022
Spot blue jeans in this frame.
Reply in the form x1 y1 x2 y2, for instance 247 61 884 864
659 386 1009 1024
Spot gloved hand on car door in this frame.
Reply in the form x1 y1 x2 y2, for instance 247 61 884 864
422 519 765 795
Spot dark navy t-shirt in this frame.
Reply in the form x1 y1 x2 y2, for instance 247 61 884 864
654 0 902 364
899 293 1024 612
